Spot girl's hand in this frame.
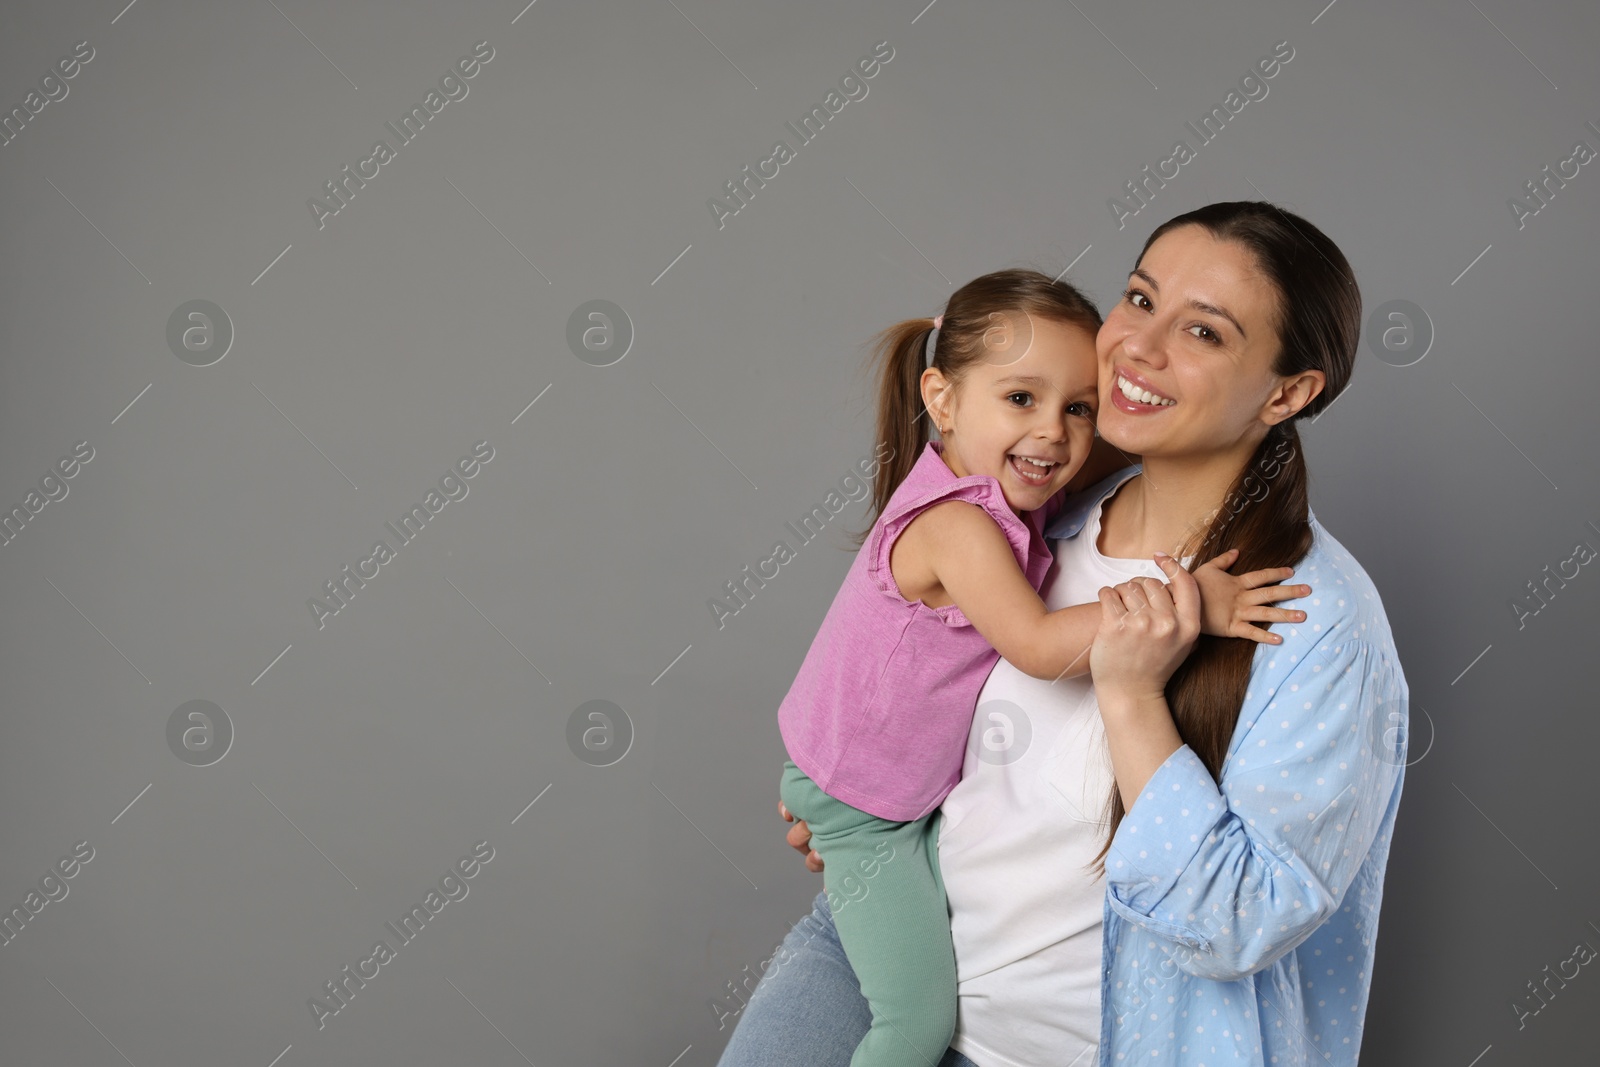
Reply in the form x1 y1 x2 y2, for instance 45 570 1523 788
779 799 823 873
1089 553 1201 701
1193 547 1312 645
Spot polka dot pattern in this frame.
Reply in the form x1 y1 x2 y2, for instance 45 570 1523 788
1091 519 1409 1065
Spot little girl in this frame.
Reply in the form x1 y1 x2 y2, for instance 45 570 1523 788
774 269 1304 1067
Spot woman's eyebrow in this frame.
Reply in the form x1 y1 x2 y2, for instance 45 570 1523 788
1129 268 1249 342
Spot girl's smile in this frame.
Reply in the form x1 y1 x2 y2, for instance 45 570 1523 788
1005 452 1064 485
923 313 1102 514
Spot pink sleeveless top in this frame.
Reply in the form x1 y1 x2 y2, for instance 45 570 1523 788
777 440 1065 821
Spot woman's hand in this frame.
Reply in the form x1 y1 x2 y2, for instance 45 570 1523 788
1090 553 1201 700
779 799 823 873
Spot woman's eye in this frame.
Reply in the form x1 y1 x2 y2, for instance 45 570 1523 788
1122 287 1152 311
1186 323 1221 344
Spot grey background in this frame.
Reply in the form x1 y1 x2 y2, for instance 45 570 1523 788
1 0 1595 1064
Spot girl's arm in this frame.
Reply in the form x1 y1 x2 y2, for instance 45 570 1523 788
916 499 1101 682
915 503 1300 682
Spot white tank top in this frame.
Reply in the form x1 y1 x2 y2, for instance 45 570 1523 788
937 484 1191 1067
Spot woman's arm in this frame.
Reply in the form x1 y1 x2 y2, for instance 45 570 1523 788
1090 559 1408 981
1103 639 1404 981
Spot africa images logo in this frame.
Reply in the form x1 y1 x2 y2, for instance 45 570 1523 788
706 41 895 231
307 41 496 230
706 442 893 630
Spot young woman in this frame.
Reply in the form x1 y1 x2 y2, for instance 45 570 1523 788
715 201 1409 1067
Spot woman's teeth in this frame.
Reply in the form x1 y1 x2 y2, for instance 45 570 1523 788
1117 375 1175 406
1008 455 1058 484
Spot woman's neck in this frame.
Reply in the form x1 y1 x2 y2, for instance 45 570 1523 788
1099 452 1249 561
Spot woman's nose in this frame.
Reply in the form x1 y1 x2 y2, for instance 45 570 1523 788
1120 320 1161 362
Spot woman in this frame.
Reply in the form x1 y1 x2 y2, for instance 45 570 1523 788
715 201 1408 1067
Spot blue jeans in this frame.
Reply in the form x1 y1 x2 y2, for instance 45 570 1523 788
715 889 982 1067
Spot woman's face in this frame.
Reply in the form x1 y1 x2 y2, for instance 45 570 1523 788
1095 224 1318 459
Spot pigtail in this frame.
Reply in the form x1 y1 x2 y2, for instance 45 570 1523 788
846 318 937 548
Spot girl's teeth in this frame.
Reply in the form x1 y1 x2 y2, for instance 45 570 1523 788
1008 455 1056 482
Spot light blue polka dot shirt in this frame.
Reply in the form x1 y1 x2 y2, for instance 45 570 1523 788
1043 465 1410 1066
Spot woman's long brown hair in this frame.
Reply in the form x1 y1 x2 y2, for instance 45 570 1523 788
1088 201 1363 877
847 268 1104 547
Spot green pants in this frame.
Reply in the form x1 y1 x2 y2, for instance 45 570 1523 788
779 759 957 1067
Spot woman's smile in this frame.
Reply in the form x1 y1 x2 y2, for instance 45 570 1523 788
1110 366 1177 412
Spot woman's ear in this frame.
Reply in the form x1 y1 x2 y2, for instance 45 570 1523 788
1268 369 1326 423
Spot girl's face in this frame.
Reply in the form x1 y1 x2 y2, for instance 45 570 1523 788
1096 224 1322 459
922 313 1100 514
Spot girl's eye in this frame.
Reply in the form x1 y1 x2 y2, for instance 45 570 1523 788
1007 391 1033 407
1068 401 1094 418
